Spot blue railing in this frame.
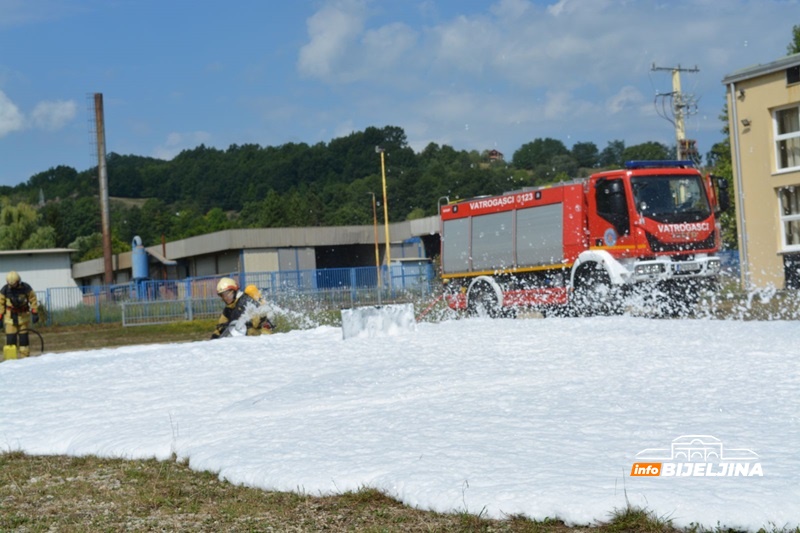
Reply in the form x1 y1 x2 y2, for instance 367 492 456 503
38 263 438 326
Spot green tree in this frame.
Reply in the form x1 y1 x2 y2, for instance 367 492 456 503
239 190 286 228
204 207 231 233
39 196 100 248
598 140 625 168
139 199 175 241
283 190 310 226
25 165 83 202
571 141 599 168
707 101 738 250
68 232 130 262
326 204 369 226
0 201 45 250
106 153 160 197
788 24 800 54
621 141 671 162
406 207 426 220
533 154 579 185
23 226 57 249
512 138 570 170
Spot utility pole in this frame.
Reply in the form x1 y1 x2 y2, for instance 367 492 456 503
651 64 700 162
367 191 382 296
376 146 392 291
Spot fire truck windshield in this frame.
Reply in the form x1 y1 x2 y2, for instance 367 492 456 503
631 175 711 223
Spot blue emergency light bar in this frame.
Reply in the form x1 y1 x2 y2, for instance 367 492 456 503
625 160 695 169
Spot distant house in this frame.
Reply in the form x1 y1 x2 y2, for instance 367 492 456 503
487 149 504 161
722 52 800 289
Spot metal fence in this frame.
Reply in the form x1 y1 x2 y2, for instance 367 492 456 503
38 264 440 327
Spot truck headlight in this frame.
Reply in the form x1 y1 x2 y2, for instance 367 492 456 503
635 263 665 275
708 258 721 273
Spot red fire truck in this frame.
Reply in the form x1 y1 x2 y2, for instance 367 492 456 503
439 160 729 316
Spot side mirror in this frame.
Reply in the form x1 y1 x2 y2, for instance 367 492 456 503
711 175 731 213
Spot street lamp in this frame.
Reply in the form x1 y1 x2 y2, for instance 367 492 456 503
367 191 382 291
376 146 391 290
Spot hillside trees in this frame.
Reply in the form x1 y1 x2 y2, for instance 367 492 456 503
68 232 129 261
7 124 714 261
238 190 289 228
511 138 570 170
571 141 599 168
598 140 625 167
509 137 673 185
43 197 101 249
0 200 56 249
621 141 671 161
23 165 94 206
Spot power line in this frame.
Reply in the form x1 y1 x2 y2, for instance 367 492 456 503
651 63 701 163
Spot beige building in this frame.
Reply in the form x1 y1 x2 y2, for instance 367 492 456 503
723 53 800 289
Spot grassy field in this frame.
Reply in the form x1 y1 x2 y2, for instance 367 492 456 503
2 306 798 532
1 450 680 533
32 320 218 355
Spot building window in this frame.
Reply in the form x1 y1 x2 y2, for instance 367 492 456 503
775 105 800 170
779 186 800 251
788 65 800 85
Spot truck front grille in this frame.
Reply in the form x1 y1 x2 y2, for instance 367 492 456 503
645 232 716 253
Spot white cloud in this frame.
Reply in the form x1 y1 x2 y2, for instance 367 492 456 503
0 0 87 29
361 23 417 69
607 86 646 114
298 0 417 84
297 0 367 80
0 90 24 136
0 93 77 136
545 0 570 17
429 14 501 75
31 99 77 131
490 0 531 20
543 90 587 120
290 0 796 160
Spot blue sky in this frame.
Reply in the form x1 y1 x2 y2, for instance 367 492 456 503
0 0 797 187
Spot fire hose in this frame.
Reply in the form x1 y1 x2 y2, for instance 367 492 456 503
1 328 45 358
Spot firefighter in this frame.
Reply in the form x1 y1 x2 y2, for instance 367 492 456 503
0 271 39 359
210 277 264 339
242 283 276 334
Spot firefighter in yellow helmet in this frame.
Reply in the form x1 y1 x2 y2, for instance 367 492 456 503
0 271 39 359
210 277 265 339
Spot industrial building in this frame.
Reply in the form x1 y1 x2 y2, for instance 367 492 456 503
70 217 440 288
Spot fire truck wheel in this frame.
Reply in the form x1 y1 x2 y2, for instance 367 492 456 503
573 265 618 316
467 282 501 318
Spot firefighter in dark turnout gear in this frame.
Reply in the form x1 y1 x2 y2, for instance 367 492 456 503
210 277 264 339
0 271 39 359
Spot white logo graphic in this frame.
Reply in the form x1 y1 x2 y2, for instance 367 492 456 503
631 435 763 477
635 434 759 462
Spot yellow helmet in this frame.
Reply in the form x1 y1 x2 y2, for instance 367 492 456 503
216 277 239 294
6 271 20 286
